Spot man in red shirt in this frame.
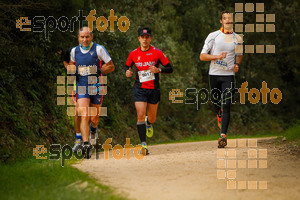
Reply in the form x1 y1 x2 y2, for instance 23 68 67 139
125 27 173 154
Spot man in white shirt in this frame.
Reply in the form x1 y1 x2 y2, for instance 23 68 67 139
200 11 243 148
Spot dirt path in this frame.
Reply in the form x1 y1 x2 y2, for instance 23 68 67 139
73 138 300 200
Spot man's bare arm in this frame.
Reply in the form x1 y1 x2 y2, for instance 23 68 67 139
200 52 227 61
63 61 69 70
235 55 243 65
232 55 243 73
66 61 76 74
101 60 115 74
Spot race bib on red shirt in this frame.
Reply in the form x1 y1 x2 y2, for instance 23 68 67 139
138 70 155 82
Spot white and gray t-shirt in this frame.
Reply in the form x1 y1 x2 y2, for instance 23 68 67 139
201 30 243 76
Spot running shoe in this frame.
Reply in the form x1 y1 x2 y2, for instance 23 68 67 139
145 116 153 138
218 134 227 148
140 143 150 155
89 124 98 145
72 139 82 152
82 143 92 159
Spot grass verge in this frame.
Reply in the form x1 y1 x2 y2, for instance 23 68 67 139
0 157 127 200
283 123 300 144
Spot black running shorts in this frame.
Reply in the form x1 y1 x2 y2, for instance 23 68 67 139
133 86 160 104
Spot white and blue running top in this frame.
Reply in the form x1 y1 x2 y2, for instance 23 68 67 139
201 30 243 76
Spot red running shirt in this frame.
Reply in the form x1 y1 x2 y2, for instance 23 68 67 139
126 45 170 89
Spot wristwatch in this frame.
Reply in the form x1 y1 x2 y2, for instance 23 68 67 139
234 63 240 66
